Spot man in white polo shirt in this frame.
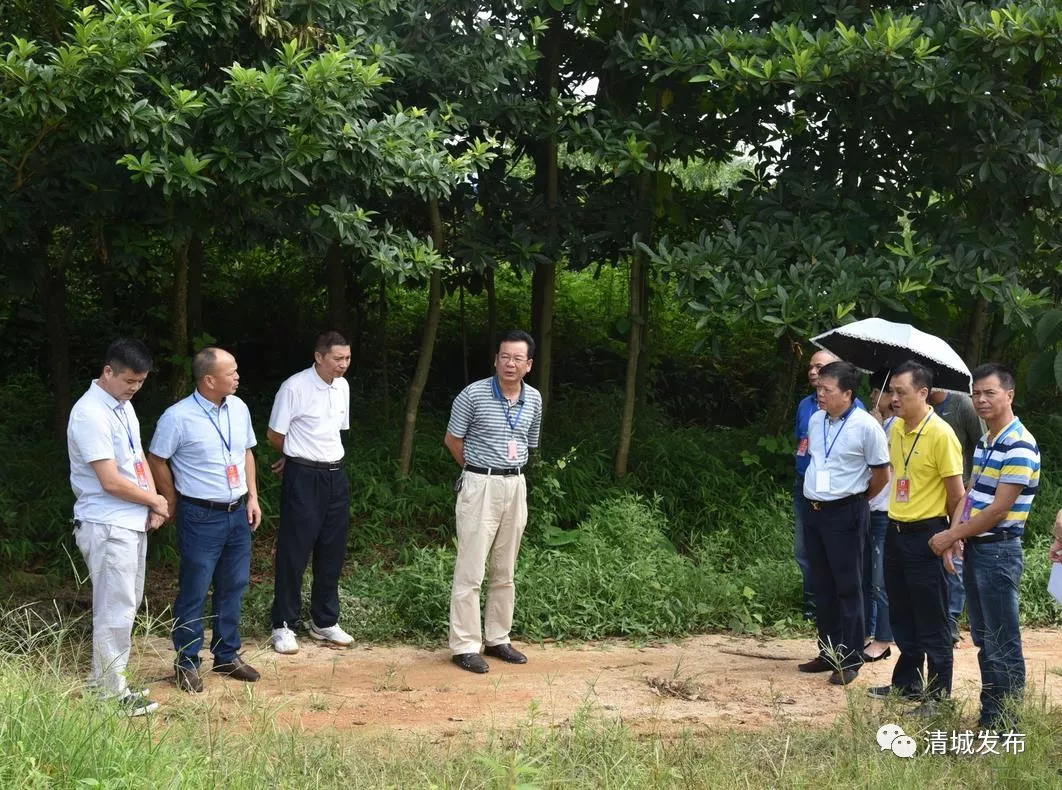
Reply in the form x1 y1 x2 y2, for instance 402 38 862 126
267 331 353 653
148 348 262 693
797 361 890 686
67 339 169 716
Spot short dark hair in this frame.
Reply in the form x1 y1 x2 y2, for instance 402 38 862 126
972 362 1016 391
104 339 152 374
315 331 349 355
893 360 933 392
818 360 861 401
498 329 535 359
192 348 219 381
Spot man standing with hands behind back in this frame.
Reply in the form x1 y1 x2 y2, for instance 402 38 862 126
148 348 262 693
267 331 354 654
444 330 543 674
67 339 169 716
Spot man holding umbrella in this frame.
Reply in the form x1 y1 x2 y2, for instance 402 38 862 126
868 360 965 710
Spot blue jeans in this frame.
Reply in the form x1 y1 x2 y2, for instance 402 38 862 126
868 510 893 642
964 538 1024 728
793 476 814 619
947 554 966 639
172 500 252 669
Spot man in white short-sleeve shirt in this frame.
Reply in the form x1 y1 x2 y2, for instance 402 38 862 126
67 339 169 716
266 331 353 654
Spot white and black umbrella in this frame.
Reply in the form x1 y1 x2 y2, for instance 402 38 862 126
811 317 972 394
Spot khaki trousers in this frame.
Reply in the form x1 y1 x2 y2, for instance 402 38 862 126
74 521 147 697
449 472 527 655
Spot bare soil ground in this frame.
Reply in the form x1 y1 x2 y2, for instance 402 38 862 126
130 629 1062 734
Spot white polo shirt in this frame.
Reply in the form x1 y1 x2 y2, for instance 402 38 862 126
803 406 889 501
67 380 150 532
268 365 349 462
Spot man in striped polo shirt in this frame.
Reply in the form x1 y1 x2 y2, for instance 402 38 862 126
929 363 1041 729
444 330 543 674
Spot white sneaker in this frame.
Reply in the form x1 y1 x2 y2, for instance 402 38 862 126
271 624 299 654
309 621 354 646
117 692 159 717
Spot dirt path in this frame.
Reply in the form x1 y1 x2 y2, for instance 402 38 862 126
132 629 1062 733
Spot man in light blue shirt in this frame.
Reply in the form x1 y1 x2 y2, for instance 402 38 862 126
148 348 262 693
68 339 169 716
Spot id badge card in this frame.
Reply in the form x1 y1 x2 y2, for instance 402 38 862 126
960 497 973 523
796 437 809 457
134 459 149 490
507 440 518 461
815 470 830 493
895 477 910 503
226 464 241 488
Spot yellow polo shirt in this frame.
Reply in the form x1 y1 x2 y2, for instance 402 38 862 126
887 410 963 522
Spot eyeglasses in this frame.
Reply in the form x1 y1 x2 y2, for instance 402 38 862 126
498 354 527 364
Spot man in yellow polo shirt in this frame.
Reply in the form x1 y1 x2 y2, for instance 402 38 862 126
867 361 964 712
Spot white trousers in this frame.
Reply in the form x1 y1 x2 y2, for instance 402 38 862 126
449 472 527 655
74 521 147 697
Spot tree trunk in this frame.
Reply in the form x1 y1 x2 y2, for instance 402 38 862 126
38 230 71 438
350 275 365 369
325 239 347 336
459 274 469 385
95 228 115 331
485 267 497 354
187 232 204 344
170 235 190 400
378 280 390 421
963 296 989 370
615 253 646 478
398 199 445 478
767 331 801 434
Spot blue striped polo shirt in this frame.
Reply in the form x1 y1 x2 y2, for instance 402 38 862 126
967 418 1040 536
447 376 542 469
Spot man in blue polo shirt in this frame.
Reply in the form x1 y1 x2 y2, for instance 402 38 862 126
148 348 262 693
797 361 890 686
444 329 543 674
929 363 1040 729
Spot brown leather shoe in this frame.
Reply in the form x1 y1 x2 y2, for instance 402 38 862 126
211 654 260 682
175 665 204 693
483 643 527 664
797 656 834 673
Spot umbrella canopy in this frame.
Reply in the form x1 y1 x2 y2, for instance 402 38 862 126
811 317 972 394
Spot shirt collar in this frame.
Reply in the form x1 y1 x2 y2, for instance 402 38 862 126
192 389 227 412
90 379 123 411
492 376 525 404
309 364 336 390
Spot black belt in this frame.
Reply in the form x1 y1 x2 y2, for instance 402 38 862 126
890 517 947 534
180 494 247 513
464 464 523 477
806 493 865 511
967 531 1020 544
287 456 344 471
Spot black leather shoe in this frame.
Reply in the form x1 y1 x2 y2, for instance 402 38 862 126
175 665 204 693
212 655 260 682
797 656 834 673
452 652 489 673
862 646 892 663
483 643 527 664
828 668 859 686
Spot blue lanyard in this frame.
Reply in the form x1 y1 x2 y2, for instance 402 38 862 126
822 405 855 460
970 418 1020 488
114 405 137 454
193 391 232 455
491 377 525 431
